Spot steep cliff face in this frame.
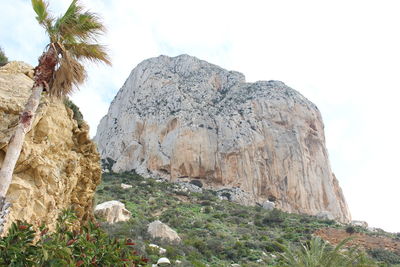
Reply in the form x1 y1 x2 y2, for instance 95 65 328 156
0 62 101 232
95 55 351 222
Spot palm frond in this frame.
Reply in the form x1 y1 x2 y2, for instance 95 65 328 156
279 237 376 267
64 42 111 65
31 0 110 99
51 51 86 97
74 11 106 41
54 0 80 31
55 0 106 43
31 0 54 32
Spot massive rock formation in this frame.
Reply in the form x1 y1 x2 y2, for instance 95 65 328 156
95 55 351 222
0 62 101 233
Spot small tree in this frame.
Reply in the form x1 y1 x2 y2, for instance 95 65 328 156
0 47 8 66
0 0 110 233
345 225 356 235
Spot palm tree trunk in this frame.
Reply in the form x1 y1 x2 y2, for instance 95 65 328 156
0 85 44 233
0 85 44 198
0 47 56 234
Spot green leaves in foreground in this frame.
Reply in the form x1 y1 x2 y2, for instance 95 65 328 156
0 210 149 266
279 237 375 267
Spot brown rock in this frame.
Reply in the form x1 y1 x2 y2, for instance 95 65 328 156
0 62 101 233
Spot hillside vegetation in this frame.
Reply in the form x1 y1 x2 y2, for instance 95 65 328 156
0 47 8 66
1 171 399 266
95 172 400 267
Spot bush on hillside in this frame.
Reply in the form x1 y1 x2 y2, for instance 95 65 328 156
279 237 375 267
0 210 148 266
0 47 8 66
64 98 84 127
368 248 400 265
190 179 203 188
259 208 285 226
101 157 117 173
393 232 400 241
346 225 356 234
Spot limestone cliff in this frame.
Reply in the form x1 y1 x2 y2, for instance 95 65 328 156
95 55 351 222
0 62 101 232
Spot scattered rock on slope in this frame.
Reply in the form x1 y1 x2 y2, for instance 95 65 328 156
262 200 276 211
121 183 133 189
94 200 132 223
148 220 181 243
95 54 351 223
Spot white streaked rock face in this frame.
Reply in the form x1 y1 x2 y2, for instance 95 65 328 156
95 54 351 222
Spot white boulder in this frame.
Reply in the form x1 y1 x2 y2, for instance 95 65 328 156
149 243 167 254
351 220 368 228
94 200 131 223
262 200 275 211
157 257 171 265
316 211 335 220
148 220 181 243
121 183 133 189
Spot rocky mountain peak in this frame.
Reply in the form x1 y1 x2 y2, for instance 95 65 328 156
95 55 351 223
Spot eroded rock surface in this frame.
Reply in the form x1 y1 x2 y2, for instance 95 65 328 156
95 55 351 222
0 62 101 233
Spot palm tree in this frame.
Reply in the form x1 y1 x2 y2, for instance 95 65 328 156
279 237 375 267
0 0 110 232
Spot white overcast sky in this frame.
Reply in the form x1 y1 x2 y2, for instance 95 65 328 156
1 0 399 232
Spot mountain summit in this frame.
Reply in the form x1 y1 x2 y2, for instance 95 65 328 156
95 54 351 222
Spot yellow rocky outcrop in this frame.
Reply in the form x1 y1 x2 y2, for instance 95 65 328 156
0 61 101 233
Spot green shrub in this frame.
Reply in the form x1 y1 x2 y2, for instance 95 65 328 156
0 47 8 66
0 210 149 266
101 157 117 172
191 259 208 267
264 241 283 253
279 237 375 267
368 248 400 265
190 179 203 188
261 209 285 225
203 206 212 214
346 225 356 234
64 98 84 127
